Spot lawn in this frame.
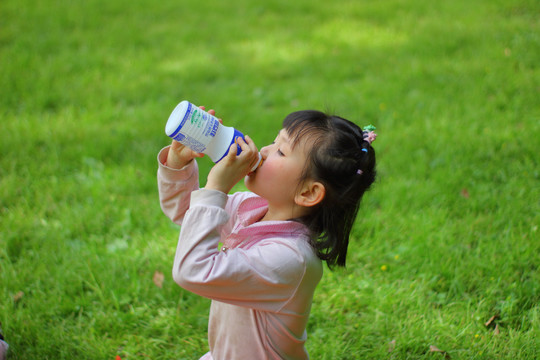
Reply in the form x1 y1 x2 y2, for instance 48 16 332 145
1 0 539 359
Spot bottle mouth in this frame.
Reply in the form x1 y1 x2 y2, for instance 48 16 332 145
248 153 263 174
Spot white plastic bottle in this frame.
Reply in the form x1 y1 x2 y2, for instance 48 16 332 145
165 100 262 171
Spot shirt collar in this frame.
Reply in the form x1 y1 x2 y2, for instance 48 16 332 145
235 195 308 236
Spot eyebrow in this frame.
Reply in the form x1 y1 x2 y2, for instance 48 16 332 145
277 130 293 151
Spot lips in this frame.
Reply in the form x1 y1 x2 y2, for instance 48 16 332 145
247 158 264 177
247 163 262 177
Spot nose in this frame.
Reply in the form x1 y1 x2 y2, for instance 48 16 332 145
260 144 271 159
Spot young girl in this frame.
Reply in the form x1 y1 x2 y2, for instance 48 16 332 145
157 108 377 360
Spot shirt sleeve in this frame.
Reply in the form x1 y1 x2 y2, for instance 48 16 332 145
172 190 310 313
157 146 200 225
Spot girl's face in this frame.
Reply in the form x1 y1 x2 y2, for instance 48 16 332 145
245 129 310 216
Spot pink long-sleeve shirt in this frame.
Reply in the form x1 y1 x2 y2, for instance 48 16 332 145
157 147 323 360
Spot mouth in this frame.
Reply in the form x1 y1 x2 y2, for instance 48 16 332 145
247 164 261 177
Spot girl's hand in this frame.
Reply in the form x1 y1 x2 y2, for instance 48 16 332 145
205 135 259 194
165 139 204 169
165 107 217 169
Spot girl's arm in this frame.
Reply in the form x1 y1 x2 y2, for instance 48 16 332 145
157 143 201 225
157 106 215 224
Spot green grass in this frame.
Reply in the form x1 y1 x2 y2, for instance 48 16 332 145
1 0 539 358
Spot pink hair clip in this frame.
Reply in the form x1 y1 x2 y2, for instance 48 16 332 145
362 125 377 144
365 131 377 144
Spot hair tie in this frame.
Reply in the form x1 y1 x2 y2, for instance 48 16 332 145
357 125 377 176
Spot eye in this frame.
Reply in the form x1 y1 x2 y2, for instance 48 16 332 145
277 149 285 156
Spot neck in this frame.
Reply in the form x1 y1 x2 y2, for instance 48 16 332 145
260 203 310 222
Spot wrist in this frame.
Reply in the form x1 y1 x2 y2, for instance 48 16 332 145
204 181 231 194
166 156 193 169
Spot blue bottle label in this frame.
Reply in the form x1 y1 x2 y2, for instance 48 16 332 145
216 128 245 162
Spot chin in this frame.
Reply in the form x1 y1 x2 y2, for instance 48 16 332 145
244 174 255 191
244 174 262 197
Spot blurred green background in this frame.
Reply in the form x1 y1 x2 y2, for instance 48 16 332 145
1 0 538 358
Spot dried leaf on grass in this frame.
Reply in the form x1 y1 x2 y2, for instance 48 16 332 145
429 345 451 359
485 314 501 335
13 291 24 302
485 314 499 327
153 270 164 288
387 339 396 352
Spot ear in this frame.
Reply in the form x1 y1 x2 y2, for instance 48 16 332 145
294 181 326 208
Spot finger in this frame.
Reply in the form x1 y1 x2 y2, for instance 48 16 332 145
171 139 183 149
239 136 259 161
244 135 259 152
227 143 238 160
204 109 221 123
199 106 205 110
236 137 251 153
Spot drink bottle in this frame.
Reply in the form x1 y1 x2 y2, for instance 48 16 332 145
166 101 262 171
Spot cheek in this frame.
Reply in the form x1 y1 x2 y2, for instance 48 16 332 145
245 159 280 190
258 158 281 177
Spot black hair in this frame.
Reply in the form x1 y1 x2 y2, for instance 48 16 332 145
283 110 376 268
